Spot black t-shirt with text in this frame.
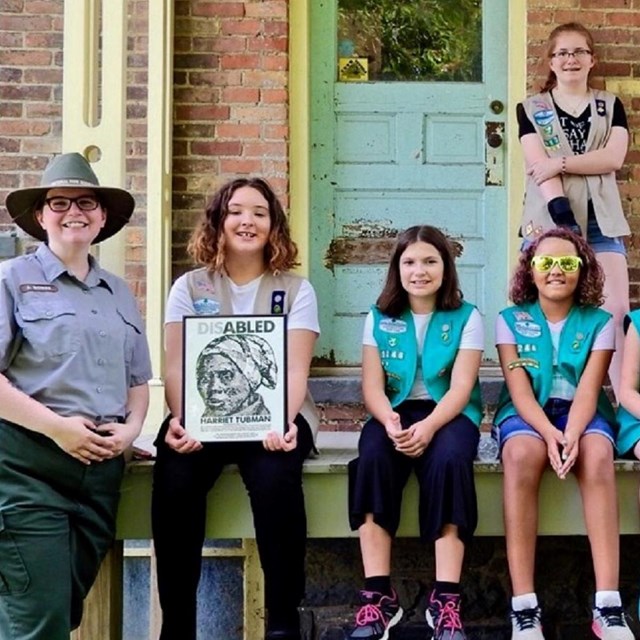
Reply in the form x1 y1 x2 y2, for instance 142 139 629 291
516 95 627 155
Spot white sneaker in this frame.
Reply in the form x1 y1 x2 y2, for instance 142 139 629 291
592 605 634 639
510 605 545 639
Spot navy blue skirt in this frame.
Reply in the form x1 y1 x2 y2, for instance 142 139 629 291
348 400 480 544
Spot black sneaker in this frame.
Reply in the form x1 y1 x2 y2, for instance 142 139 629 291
425 590 467 640
347 589 403 640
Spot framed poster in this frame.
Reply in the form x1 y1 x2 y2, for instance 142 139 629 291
182 315 288 442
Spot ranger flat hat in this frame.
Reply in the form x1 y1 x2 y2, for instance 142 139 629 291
5 152 135 244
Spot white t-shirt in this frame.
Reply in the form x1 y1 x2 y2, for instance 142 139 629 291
165 272 320 334
494 314 614 400
363 307 484 400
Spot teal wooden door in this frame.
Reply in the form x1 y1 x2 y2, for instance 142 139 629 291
310 0 508 365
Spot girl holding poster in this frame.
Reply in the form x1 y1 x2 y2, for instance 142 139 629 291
151 177 320 640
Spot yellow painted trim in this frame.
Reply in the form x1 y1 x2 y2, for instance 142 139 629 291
243 539 266 640
62 0 128 277
508 1 527 269
144 0 175 432
288 0 310 276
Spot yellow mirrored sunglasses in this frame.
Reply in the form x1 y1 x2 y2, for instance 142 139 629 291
531 255 583 273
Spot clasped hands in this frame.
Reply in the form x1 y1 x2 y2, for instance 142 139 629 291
384 411 434 458
544 426 579 479
52 415 138 465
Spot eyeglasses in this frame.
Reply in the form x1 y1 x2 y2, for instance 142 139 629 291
44 196 101 212
551 48 592 61
531 255 583 273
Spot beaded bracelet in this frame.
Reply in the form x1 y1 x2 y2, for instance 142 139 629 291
561 156 567 174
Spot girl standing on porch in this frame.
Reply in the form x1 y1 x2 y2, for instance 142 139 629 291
151 177 319 640
347 225 483 640
493 227 633 640
517 22 630 398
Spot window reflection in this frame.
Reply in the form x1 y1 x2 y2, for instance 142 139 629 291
337 0 483 82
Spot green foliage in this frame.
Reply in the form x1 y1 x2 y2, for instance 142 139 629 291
338 0 483 82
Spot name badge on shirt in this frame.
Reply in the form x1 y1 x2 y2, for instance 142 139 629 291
20 283 58 293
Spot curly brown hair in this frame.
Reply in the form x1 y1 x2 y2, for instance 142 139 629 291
376 225 462 317
509 228 604 307
540 22 597 93
187 177 299 273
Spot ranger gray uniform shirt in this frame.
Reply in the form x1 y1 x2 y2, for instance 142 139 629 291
0 243 152 422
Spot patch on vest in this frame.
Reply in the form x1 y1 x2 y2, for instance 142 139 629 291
507 357 539 370
271 290 285 314
193 297 220 315
514 320 541 338
595 99 606 116
379 318 407 334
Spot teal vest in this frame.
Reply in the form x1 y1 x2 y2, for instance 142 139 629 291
371 301 483 426
494 301 615 427
616 309 640 455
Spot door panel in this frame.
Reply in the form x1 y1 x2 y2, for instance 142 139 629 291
310 0 508 365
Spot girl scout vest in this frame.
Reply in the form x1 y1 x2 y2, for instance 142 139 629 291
494 301 615 427
520 90 629 240
186 268 320 439
615 309 640 455
371 301 482 426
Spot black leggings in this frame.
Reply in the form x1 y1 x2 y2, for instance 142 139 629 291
151 415 313 640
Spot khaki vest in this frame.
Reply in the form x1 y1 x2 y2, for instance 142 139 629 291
520 90 629 239
186 268 320 441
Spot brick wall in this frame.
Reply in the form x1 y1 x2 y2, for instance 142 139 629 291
1 1 639 303
171 0 289 279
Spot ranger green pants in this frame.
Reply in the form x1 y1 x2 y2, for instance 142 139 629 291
0 420 124 640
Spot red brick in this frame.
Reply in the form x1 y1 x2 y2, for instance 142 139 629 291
190 140 243 156
174 104 228 121
221 19 262 36
0 50 52 65
261 88 287 104
219 158 263 174
243 141 287 158
192 1 245 17
244 2 287 19
221 86 259 103
220 53 261 70
216 122 260 139
247 36 288 53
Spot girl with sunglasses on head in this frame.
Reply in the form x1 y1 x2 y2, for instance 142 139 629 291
347 225 483 640
493 228 633 640
517 22 630 399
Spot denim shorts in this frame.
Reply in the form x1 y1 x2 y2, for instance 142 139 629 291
492 398 615 450
586 211 626 255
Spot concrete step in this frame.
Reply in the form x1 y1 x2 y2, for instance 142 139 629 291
309 364 504 406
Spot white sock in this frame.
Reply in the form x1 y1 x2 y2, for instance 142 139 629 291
595 591 622 608
512 593 539 611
